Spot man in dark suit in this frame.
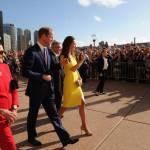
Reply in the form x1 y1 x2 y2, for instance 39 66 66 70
50 40 64 112
95 48 109 96
22 27 78 147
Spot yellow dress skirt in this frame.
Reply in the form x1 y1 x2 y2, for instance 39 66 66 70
62 55 85 108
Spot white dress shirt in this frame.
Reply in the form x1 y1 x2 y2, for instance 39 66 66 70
103 57 108 70
37 42 47 51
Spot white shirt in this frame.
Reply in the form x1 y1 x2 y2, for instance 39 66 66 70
37 42 47 52
103 57 108 70
51 49 59 57
37 42 48 64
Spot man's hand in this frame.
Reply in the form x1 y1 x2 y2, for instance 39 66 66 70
42 74 52 81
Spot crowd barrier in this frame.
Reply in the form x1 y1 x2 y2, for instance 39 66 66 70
88 61 150 83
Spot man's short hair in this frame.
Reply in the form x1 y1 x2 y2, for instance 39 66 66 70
51 40 60 48
101 47 107 53
38 27 52 38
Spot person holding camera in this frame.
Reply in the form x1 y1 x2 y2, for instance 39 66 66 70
95 48 109 96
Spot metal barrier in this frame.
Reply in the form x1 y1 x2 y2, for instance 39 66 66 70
88 61 150 83
108 61 148 82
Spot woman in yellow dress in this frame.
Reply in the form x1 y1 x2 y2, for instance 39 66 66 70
59 36 92 136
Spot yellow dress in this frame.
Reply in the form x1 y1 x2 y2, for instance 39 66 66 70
62 55 84 108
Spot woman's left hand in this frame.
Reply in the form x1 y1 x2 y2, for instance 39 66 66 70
12 109 18 118
0 109 17 125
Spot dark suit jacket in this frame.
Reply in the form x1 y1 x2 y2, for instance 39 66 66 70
49 50 64 96
22 44 54 99
96 56 112 74
96 56 105 74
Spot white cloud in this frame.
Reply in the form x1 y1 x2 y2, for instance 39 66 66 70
94 16 102 22
76 40 87 46
78 0 127 8
140 21 149 26
78 0 91 6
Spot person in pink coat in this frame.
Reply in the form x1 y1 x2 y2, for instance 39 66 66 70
0 44 19 150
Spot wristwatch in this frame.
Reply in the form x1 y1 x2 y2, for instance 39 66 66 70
11 105 18 111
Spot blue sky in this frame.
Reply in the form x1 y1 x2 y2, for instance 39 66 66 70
1 0 150 46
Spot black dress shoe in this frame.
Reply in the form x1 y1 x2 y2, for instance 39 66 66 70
28 138 42 146
63 138 79 147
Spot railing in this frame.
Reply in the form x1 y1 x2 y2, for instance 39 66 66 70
88 61 150 83
10 60 150 83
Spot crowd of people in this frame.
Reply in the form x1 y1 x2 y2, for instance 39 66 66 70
1 40 150 83
78 44 150 83
0 26 150 150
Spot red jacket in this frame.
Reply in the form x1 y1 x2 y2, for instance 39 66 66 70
0 64 19 110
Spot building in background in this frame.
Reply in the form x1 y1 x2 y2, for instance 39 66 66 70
22 35 26 51
3 24 17 50
17 28 25 51
34 30 38 44
0 11 4 46
3 33 11 51
24 29 31 50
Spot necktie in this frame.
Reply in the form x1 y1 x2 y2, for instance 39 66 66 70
43 48 48 65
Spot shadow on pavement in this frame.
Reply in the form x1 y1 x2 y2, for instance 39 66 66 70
16 134 88 150
12 117 52 135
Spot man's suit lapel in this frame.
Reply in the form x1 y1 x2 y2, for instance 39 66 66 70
47 50 51 70
35 44 47 71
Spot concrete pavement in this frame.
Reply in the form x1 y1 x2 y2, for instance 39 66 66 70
13 80 150 150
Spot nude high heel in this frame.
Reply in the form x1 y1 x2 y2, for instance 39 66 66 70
80 126 92 136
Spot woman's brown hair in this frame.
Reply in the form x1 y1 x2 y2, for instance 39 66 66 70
61 36 75 59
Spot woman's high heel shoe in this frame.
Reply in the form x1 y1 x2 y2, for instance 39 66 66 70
80 126 92 136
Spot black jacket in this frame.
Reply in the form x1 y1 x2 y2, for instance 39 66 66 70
22 44 54 98
49 50 64 95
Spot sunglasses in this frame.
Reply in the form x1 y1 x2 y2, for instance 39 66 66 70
0 51 4 54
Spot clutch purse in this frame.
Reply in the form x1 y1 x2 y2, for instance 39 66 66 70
10 79 19 90
75 78 82 87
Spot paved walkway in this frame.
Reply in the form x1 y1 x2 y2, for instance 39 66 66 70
13 80 150 150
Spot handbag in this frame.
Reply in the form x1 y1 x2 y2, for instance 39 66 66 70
75 71 83 87
75 78 82 87
10 79 19 90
